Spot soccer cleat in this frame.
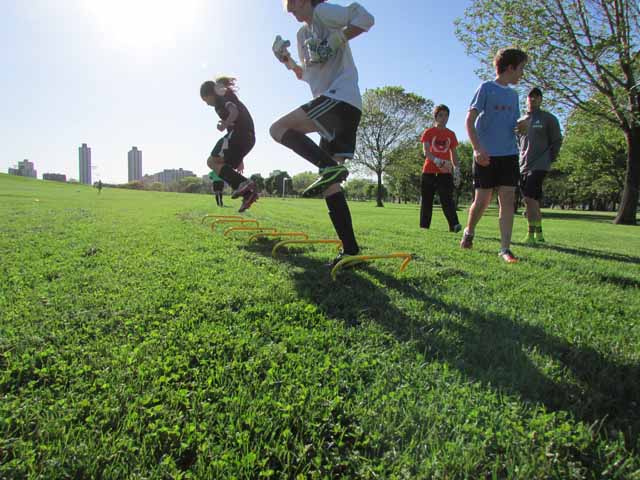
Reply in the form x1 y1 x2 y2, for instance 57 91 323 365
302 165 349 197
499 249 518 263
451 224 462 233
231 180 256 199
238 190 259 213
460 229 474 249
535 231 545 242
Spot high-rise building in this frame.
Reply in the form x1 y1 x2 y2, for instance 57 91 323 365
144 168 196 185
78 143 92 185
8 159 38 178
128 147 143 182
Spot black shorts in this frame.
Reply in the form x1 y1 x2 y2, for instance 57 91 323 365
301 96 362 159
211 129 255 169
520 170 547 200
473 155 519 189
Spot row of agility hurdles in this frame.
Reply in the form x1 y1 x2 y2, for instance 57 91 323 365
201 214 415 280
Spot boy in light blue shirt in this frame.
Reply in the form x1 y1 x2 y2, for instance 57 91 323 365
460 48 528 263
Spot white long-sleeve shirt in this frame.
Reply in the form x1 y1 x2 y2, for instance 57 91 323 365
296 2 374 111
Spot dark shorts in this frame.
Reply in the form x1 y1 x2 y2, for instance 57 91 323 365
211 129 255 169
301 96 362 159
473 155 519 189
212 180 224 192
520 170 547 200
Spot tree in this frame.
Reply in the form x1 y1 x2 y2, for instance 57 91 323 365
250 173 265 192
178 176 204 194
343 178 376 201
350 86 433 207
291 171 316 194
384 141 422 203
265 171 292 196
455 0 640 224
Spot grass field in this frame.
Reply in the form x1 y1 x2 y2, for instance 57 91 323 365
1 173 639 479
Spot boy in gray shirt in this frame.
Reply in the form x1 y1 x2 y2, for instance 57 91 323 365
517 87 563 242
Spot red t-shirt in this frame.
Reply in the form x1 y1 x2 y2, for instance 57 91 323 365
420 127 458 174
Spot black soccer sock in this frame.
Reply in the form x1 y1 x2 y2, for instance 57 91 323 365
219 165 247 190
280 129 337 169
326 191 359 255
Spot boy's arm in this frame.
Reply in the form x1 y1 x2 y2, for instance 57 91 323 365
548 115 563 163
465 109 490 166
451 148 459 169
422 140 443 166
315 3 375 32
221 102 239 129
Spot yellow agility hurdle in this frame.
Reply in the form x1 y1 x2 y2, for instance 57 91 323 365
272 239 342 257
223 226 277 237
210 218 259 231
248 231 309 242
201 214 243 224
331 252 414 280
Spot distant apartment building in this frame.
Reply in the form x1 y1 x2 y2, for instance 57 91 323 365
43 173 67 182
78 143 92 185
144 168 196 185
128 147 142 182
8 159 37 178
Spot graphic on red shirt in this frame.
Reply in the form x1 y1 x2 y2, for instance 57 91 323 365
420 127 458 174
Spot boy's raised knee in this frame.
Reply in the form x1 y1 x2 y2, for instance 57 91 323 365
270 123 284 143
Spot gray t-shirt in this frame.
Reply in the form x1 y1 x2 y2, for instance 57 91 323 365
518 110 563 173
296 2 374 111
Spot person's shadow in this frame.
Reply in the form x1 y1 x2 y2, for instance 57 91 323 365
241 240 639 458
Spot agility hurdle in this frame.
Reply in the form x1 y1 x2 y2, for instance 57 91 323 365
331 252 414 280
271 239 342 257
210 218 259 231
248 231 309 242
223 227 277 237
201 214 243 224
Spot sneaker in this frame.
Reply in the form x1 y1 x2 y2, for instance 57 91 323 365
499 249 518 263
451 224 462 233
460 229 474 249
302 165 349 197
231 180 256 199
238 190 259 213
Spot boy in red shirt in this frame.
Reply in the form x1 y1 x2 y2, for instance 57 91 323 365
419 104 461 232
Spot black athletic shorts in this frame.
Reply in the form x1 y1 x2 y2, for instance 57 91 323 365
211 129 255 169
301 96 362 159
520 170 547 200
473 155 519 189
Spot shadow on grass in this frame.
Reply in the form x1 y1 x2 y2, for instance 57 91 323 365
523 242 640 265
540 211 619 223
242 241 639 458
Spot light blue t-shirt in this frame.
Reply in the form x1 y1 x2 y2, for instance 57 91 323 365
469 81 520 156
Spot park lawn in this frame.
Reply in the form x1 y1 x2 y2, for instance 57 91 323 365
1 173 639 479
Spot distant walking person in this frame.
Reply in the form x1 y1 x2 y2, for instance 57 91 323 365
461 48 528 264
419 104 462 232
96 180 103 194
209 170 225 207
516 87 563 243
270 0 374 266
201 76 257 213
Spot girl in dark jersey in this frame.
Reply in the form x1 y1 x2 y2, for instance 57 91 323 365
201 77 257 213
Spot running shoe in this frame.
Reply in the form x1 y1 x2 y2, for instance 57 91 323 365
238 190 258 213
460 229 474 249
231 180 256 199
327 250 361 269
302 165 349 197
498 249 518 263
451 224 462 233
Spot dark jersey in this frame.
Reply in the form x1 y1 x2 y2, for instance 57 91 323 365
213 90 255 135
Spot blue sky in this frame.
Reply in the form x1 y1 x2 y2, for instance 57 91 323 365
0 0 485 183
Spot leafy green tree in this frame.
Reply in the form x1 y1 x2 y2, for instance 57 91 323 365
265 171 292 196
455 141 475 205
455 0 640 224
384 141 422 203
343 178 376 201
350 86 433 207
291 171 316 194
178 176 204 194
250 173 265 192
